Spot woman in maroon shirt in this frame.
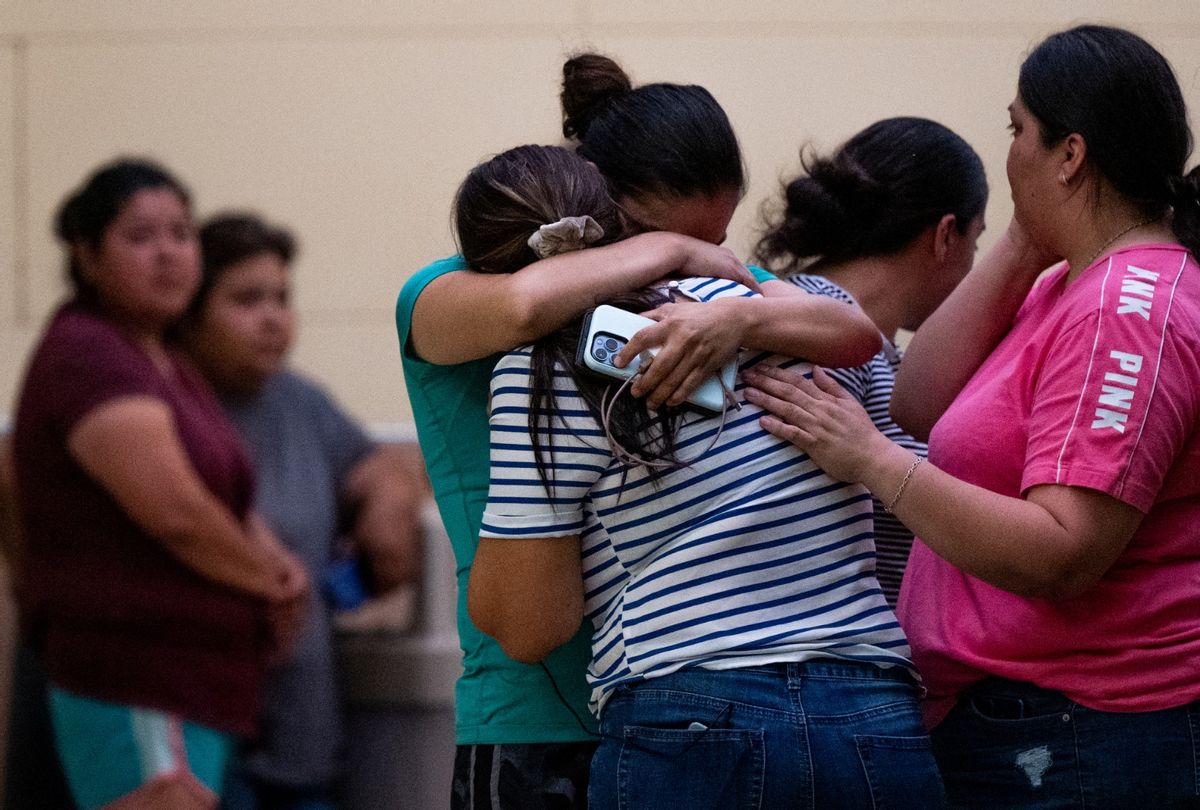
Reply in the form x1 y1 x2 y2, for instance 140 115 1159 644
11 159 308 809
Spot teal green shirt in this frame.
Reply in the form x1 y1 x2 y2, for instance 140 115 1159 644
395 256 596 744
394 258 777 744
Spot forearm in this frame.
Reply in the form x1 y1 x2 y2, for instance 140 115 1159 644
861 442 1111 599
68 398 287 600
412 233 698 364
735 292 881 367
156 502 286 600
892 225 1052 439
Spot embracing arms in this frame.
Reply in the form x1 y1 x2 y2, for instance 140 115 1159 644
408 233 880 409
409 232 758 365
745 366 1142 600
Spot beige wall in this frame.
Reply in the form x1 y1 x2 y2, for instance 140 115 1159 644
3 1 1200 425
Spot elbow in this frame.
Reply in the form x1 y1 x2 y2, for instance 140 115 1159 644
467 594 578 665
469 611 570 665
849 329 883 367
888 397 932 443
1004 556 1101 602
497 633 562 665
506 295 547 346
144 507 204 552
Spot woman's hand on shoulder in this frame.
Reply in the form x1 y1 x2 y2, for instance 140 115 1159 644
743 364 888 482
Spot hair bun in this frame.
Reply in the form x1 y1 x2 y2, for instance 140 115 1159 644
1168 166 1200 209
561 53 632 140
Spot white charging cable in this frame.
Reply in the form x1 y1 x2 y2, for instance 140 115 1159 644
598 356 733 470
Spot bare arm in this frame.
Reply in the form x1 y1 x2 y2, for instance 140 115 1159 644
891 220 1059 440
409 232 760 365
68 396 299 602
745 366 1142 600
619 284 882 409
467 535 585 664
342 446 426 592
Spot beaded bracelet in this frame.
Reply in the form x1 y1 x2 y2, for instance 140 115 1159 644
885 456 925 513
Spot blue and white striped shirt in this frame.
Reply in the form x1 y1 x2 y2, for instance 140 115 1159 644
480 277 913 714
785 274 928 607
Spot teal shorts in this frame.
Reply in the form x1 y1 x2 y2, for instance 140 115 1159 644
48 686 235 809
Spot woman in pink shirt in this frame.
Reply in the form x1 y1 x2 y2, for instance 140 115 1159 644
744 24 1200 808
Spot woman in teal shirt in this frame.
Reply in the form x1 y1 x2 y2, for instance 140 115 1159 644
397 52 879 810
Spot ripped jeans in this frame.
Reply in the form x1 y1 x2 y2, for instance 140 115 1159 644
587 660 944 810
933 678 1200 809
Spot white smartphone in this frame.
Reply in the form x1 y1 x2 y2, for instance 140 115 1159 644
575 304 736 414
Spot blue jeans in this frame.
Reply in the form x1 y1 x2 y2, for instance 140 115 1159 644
588 660 944 810
933 678 1200 809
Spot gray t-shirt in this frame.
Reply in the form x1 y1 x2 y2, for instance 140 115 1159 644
222 370 372 787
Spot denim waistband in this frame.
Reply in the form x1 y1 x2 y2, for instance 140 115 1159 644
963 677 1074 713
739 659 918 685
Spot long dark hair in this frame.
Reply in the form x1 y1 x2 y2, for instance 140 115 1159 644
55 159 191 303
560 53 745 203
453 144 684 488
1019 25 1200 256
754 117 986 273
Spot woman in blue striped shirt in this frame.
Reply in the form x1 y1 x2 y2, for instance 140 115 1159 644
464 144 944 809
754 118 988 606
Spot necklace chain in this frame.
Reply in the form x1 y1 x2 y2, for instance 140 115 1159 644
1080 216 1158 270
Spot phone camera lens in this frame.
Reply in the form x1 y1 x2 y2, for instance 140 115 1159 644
604 338 620 352
593 347 609 362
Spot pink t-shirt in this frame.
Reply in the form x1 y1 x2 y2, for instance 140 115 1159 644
898 244 1200 726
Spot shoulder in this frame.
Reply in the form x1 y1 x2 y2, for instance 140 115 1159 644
1066 245 1199 343
31 304 152 385
395 255 470 326
268 369 358 424
39 304 130 357
670 276 758 302
785 274 856 305
269 368 326 401
491 348 536 387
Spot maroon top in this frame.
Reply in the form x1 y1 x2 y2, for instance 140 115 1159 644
13 302 268 736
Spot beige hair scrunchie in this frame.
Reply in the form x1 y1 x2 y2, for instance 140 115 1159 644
527 215 605 259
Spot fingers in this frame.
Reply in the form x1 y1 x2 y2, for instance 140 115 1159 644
810 366 852 398
742 365 820 407
630 343 685 403
728 266 762 294
615 321 667 369
708 264 761 294
759 414 816 448
639 305 669 323
651 361 711 409
743 383 813 427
